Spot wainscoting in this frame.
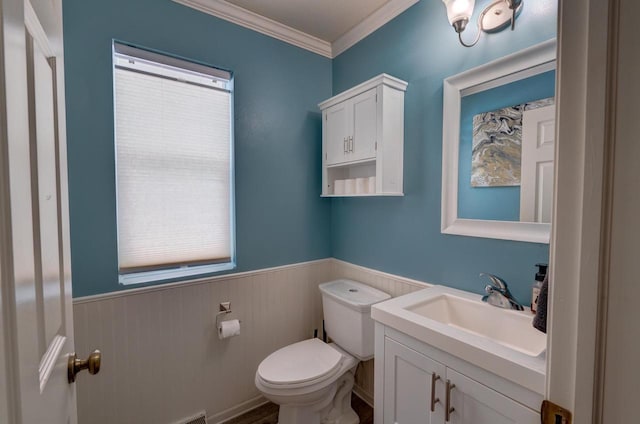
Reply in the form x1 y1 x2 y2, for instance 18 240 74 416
73 259 428 423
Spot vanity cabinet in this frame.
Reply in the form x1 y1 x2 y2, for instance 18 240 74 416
383 338 445 423
376 325 542 424
319 74 407 196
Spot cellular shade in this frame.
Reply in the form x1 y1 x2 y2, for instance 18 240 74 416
114 45 233 273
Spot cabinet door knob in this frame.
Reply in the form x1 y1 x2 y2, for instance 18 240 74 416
445 379 456 422
349 135 354 152
431 373 441 412
343 137 348 153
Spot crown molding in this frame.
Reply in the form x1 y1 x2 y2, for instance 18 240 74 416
173 0 333 58
331 0 419 57
173 0 419 59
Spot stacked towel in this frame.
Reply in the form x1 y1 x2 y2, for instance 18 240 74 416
533 272 549 333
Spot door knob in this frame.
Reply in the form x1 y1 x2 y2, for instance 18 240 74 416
68 349 101 383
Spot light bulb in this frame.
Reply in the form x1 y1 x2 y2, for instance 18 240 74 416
442 0 475 26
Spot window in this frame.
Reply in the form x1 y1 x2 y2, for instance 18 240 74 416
113 43 234 285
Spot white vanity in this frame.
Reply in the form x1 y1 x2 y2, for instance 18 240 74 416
371 286 545 424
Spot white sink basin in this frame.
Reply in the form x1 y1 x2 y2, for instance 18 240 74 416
407 293 546 357
372 285 547 394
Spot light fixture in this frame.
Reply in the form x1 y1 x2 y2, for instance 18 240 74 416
442 0 523 47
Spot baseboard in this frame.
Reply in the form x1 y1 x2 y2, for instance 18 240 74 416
353 385 374 408
209 395 269 424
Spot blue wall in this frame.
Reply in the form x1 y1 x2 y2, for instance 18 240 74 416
64 0 332 297
458 70 556 221
331 0 557 304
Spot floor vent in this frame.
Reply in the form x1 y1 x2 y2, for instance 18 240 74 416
175 411 207 424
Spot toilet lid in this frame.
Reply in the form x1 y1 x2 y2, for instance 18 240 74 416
257 339 342 386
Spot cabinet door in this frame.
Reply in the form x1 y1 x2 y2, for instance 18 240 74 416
384 338 446 424
325 101 351 165
446 369 539 424
350 88 377 162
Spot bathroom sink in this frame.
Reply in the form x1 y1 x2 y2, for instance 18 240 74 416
371 285 547 394
407 293 546 356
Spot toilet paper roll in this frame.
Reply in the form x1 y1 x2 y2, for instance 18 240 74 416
218 319 241 340
334 179 345 195
344 179 356 195
367 176 376 194
355 178 367 194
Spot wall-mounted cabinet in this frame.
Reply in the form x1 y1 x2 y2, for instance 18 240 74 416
319 74 407 197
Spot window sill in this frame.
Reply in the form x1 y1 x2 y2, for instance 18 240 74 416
119 262 236 286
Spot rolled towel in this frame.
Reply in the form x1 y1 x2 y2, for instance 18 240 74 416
533 272 549 333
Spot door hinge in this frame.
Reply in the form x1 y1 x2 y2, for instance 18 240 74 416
541 400 572 424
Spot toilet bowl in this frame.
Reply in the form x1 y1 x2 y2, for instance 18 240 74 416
255 280 391 424
255 339 358 424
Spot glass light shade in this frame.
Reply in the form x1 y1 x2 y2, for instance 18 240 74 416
442 0 475 26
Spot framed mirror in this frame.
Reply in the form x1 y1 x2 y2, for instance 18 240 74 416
441 39 557 243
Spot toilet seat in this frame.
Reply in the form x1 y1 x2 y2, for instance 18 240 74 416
257 339 343 390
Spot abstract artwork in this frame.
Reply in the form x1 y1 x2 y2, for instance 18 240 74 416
471 97 554 187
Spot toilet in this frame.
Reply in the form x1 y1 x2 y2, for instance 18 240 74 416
255 279 390 424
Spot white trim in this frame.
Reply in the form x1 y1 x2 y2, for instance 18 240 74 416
209 395 268 423
353 385 374 408
172 0 332 58
318 73 408 110
73 257 431 304
118 261 236 286
331 0 420 57
546 0 613 419
330 258 431 289
441 39 556 244
73 258 332 304
172 0 419 59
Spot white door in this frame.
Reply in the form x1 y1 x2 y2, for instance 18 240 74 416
325 101 351 165
351 88 377 162
519 105 556 223
383 338 446 424
0 1 93 423
446 369 539 424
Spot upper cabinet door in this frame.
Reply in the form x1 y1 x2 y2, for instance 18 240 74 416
350 88 377 162
383 338 446 424
325 101 351 165
447 369 539 424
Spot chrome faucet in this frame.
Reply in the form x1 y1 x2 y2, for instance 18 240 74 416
480 273 524 311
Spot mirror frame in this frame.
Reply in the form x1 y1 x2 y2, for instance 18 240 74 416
441 39 557 244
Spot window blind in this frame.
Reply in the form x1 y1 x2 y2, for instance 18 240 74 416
114 45 233 273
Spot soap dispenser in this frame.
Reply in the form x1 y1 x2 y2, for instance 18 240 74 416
531 263 548 314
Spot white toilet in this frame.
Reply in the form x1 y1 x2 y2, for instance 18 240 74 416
255 279 390 424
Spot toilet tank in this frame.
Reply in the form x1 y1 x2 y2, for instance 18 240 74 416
319 280 391 361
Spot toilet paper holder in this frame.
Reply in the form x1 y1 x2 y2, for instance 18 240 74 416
216 302 240 327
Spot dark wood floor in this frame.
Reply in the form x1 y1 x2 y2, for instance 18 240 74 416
225 393 373 424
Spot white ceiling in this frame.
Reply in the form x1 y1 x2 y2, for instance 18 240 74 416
174 0 420 57
226 0 391 42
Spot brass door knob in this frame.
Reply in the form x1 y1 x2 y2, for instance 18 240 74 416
68 349 101 383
